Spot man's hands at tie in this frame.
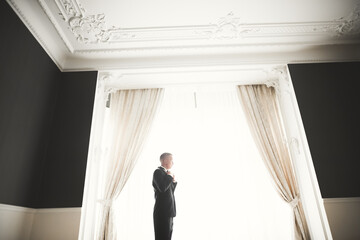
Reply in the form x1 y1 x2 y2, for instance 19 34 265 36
167 171 176 183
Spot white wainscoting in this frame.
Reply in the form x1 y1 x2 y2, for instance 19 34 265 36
323 198 360 240
0 204 35 240
0 198 359 240
30 207 81 240
0 204 81 240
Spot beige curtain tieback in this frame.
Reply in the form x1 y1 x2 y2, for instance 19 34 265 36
289 196 299 209
97 198 113 208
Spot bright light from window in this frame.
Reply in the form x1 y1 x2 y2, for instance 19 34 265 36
111 84 294 239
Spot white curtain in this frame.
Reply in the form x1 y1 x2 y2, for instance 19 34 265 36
112 84 294 240
94 88 164 240
236 85 310 239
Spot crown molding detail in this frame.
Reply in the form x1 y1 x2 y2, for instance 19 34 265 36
313 2 360 36
54 0 136 44
38 0 360 50
6 0 360 71
195 12 259 39
337 2 360 36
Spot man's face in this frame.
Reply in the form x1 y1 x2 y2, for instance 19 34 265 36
162 155 174 169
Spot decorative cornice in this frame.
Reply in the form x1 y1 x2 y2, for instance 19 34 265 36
53 0 136 44
336 2 360 36
56 0 84 21
38 0 73 52
70 42 303 54
313 2 360 37
10 0 360 70
195 12 259 39
38 0 360 50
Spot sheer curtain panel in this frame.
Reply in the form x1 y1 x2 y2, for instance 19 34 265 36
94 88 164 240
237 85 310 240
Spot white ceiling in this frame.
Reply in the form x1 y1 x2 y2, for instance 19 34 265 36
7 0 360 71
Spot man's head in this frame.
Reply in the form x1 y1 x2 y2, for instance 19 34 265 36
160 152 173 170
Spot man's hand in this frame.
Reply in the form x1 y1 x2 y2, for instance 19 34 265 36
167 171 176 183
166 171 173 177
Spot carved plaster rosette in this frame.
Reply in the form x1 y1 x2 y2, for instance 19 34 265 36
313 2 360 37
195 12 259 39
336 2 360 36
56 0 135 44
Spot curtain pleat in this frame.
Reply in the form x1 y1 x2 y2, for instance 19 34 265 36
237 85 310 240
96 88 164 240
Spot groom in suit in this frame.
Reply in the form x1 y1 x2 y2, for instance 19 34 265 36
153 153 177 240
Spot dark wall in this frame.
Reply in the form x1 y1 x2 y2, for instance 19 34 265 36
0 0 61 207
35 72 97 208
0 1 97 208
289 62 360 198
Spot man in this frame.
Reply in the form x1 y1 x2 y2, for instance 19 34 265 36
152 153 177 240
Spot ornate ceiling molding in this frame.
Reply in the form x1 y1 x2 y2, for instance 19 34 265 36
313 2 360 37
195 12 259 39
55 0 136 44
38 0 360 51
7 0 360 70
336 1 360 36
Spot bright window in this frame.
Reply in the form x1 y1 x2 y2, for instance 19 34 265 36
112 84 293 239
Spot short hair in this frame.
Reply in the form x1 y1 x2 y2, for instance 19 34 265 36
160 152 172 162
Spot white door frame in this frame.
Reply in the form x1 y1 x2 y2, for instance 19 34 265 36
79 64 332 240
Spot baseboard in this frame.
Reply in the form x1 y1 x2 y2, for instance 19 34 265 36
0 203 36 213
0 203 81 240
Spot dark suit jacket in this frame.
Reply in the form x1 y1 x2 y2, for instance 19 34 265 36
153 167 177 218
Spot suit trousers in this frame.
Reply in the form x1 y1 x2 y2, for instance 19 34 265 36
154 215 173 240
